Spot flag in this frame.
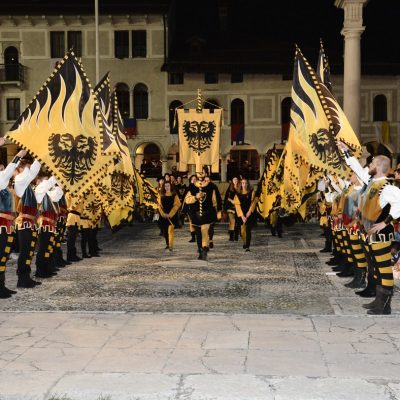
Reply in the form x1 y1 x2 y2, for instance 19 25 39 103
256 146 282 218
231 123 245 145
317 39 333 94
289 46 361 180
94 73 119 157
124 118 137 139
177 108 222 173
133 167 159 210
5 52 113 197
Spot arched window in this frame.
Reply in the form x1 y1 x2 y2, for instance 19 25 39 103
373 94 387 121
4 46 19 81
204 98 220 110
281 97 291 143
115 83 130 119
133 83 148 119
230 98 245 144
169 100 183 134
143 143 161 177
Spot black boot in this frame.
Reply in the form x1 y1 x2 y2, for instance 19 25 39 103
326 254 343 266
356 276 376 298
229 230 234 241
332 264 346 272
366 286 392 315
17 273 41 288
0 275 11 299
82 252 92 258
234 227 239 241
336 262 354 278
189 232 196 243
345 268 366 289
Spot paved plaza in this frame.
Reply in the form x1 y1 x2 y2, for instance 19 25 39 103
0 223 399 399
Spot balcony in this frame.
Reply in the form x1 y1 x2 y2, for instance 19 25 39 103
0 64 25 86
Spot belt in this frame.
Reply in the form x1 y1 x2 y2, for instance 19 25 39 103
20 213 36 221
40 216 55 224
0 213 15 221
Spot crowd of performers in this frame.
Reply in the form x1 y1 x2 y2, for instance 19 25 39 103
157 167 261 261
318 141 400 315
0 143 102 299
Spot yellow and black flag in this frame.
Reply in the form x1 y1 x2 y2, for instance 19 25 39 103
289 46 361 179
6 52 113 197
94 73 119 157
256 146 282 218
177 108 222 173
133 168 159 210
317 39 333 95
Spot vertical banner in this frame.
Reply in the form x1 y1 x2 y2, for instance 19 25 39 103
177 108 222 173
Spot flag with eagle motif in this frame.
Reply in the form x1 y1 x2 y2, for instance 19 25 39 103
133 167 159 210
256 146 282 218
5 51 113 197
177 108 222 173
289 46 361 179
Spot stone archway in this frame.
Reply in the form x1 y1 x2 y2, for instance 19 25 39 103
136 142 162 178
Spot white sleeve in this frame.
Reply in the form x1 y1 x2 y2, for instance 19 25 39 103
380 185 400 219
345 156 370 185
317 179 325 192
329 179 342 194
14 160 41 198
0 161 19 190
48 186 64 202
35 176 57 203
324 191 335 203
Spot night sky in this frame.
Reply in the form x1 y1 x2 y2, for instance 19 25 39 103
0 0 398 74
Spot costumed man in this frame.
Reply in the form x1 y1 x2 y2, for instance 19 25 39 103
49 185 70 268
185 171 221 260
183 174 197 243
65 192 83 262
14 157 42 288
204 174 222 249
269 195 283 238
224 176 239 241
318 178 333 253
338 141 400 315
341 172 366 288
158 181 181 251
34 173 59 278
174 175 187 228
80 192 101 258
0 145 26 298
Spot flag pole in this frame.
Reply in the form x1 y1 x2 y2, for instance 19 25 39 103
95 0 99 82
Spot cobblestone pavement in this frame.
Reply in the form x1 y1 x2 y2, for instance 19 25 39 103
2 222 398 314
1 223 400 399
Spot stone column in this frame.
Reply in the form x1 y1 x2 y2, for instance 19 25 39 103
161 157 168 176
335 0 368 137
220 154 227 182
259 154 265 180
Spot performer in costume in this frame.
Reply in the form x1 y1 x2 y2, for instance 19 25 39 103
65 192 82 262
183 175 197 243
174 175 187 227
0 146 26 297
49 186 69 268
14 158 42 288
341 173 366 288
158 181 181 251
269 195 283 238
224 177 239 241
204 174 222 249
34 173 59 278
339 141 400 315
185 172 220 260
233 178 259 252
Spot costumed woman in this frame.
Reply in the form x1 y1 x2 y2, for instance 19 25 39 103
224 176 239 241
233 178 259 252
158 181 181 251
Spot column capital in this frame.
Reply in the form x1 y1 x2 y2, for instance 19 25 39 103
335 0 369 30
341 26 365 39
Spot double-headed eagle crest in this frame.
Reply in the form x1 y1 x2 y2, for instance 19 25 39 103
49 133 97 185
182 120 216 155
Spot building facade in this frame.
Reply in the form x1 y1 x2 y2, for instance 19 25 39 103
0 9 398 180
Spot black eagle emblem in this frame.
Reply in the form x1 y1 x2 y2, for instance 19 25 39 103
285 192 297 208
183 120 216 155
49 133 97 185
309 128 344 171
111 172 132 201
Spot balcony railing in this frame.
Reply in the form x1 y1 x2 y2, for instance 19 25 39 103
0 64 25 84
